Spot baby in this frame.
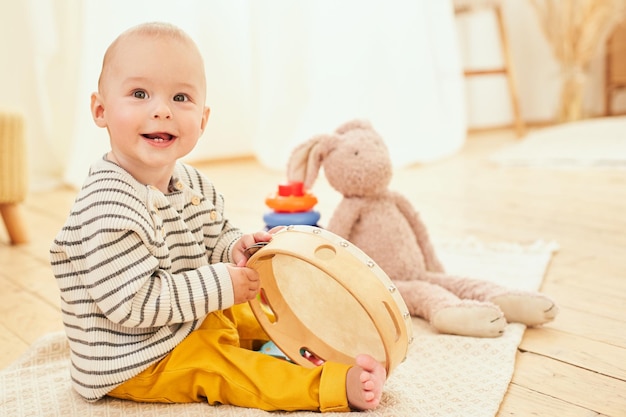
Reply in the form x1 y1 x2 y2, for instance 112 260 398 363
50 21 385 412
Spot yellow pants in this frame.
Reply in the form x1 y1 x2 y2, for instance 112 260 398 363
108 303 352 412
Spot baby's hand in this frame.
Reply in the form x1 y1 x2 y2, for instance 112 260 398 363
229 228 282 304
226 264 261 304
232 228 280 266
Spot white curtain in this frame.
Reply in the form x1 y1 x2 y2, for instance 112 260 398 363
0 0 83 190
251 1 466 169
0 0 465 190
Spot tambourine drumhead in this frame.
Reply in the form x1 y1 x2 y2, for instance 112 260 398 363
246 225 413 375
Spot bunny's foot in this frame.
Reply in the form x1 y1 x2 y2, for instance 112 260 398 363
490 292 558 326
431 301 506 338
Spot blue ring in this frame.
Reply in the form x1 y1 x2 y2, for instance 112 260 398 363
263 210 321 228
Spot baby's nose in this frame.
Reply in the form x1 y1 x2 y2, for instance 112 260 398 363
152 100 172 119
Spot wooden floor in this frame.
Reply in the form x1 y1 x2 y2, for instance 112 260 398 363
1 129 624 416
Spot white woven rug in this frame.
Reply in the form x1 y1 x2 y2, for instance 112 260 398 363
491 117 626 168
0 238 558 417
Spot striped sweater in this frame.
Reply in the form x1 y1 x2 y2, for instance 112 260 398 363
50 157 243 401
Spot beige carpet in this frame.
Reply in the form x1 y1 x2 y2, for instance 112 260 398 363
0 238 558 417
491 117 626 168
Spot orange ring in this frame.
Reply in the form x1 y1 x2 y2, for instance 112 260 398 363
265 193 318 212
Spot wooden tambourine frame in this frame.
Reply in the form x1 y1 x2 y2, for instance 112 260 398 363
246 225 413 375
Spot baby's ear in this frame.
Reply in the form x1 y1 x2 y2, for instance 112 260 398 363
287 134 333 190
200 106 211 132
90 93 107 128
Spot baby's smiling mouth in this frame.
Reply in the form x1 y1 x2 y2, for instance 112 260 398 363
142 132 175 142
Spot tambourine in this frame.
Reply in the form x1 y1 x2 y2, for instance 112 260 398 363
246 225 413 375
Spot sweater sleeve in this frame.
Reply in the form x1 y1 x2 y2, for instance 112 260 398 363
52 171 236 329
76 226 234 328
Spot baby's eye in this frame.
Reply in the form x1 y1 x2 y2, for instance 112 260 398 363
133 90 147 99
173 94 188 102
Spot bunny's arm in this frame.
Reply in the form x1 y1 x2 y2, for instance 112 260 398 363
326 197 363 241
392 191 445 273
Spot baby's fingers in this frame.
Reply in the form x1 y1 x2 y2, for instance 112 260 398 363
228 265 261 304
245 269 260 299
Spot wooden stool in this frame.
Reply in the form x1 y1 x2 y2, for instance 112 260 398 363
454 0 526 137
0 111 29 244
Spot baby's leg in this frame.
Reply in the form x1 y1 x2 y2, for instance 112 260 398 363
346 354 387 411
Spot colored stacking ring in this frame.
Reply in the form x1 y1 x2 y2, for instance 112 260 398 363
265 193 318 213
263 211 321 228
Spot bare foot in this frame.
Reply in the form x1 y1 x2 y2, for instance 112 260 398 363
346 354 386 410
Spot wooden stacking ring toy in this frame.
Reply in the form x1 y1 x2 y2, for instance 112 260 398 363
246 225 413 375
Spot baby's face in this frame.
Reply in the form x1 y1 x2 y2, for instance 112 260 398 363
92 33 209 176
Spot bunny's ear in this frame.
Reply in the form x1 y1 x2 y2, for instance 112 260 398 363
286 134 332 190
335 119 372 135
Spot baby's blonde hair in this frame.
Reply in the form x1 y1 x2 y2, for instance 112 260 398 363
97 22 204 91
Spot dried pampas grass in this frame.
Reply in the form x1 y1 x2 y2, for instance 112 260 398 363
529 0 626 121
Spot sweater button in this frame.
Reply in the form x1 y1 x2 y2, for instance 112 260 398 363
210 210 217 220
191 196 201 206
175 181 184 190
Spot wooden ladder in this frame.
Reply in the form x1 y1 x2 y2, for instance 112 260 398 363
454 1 525 137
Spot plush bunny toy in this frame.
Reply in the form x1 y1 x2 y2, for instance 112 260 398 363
286 119 558 337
